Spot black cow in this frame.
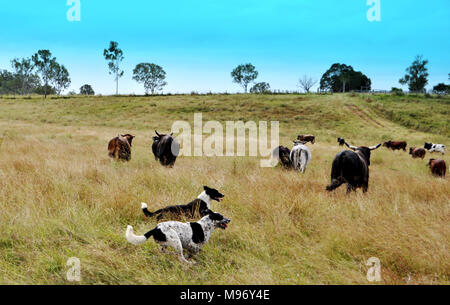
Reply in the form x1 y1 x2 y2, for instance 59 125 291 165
326 142 381 193
151 136 159 160
152 130 180 167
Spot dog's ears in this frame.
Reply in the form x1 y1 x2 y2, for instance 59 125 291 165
203 186 210 191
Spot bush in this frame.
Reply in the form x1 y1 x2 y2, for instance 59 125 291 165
250 82 271 94
433 83 449 95
391 87 404 96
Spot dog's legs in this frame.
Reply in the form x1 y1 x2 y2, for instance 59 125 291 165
186 244 201 262
164 229 191 264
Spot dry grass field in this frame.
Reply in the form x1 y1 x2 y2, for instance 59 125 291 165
0 93 449 284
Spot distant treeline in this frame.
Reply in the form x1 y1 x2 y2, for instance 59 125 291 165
1 42 448 97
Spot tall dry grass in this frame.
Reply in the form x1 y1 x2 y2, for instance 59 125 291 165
0 94 448 284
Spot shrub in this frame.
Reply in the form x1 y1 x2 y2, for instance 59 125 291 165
391 87 404 96
250 82 271 94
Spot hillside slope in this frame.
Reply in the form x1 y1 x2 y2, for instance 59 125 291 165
0 94 448 284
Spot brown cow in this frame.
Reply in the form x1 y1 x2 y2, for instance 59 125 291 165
383 140 407 151
108 134 135 161
409 147 426 159
427 159 446 177
297 134 315 144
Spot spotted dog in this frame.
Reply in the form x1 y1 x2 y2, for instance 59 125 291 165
126 212 231 264
141 186 224 220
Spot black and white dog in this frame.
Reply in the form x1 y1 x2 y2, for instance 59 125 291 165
141 186 224 220
126 212 231 264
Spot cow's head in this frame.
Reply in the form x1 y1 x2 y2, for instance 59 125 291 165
155 130 174 139
409 147 415 155
383 141 391 147
424 143 433 150
345 143 381 166
427 159 436 167
121 134 135 146
204 186 225 202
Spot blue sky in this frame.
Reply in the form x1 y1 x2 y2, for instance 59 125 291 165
0 0 449 94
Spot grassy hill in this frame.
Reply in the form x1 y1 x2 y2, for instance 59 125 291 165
0 93 448 284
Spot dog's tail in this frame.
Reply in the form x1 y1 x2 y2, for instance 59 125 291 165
125 225 148 245
141 202 158 217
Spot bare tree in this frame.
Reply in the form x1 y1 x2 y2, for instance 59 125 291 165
298 75 317 93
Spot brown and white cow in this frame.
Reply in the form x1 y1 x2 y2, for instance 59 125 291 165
108 134 135 161
409 147 426 159
297 134 315 144
383 140 407 151
427 159 446 177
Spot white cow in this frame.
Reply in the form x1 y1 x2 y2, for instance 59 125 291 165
290 141 312 173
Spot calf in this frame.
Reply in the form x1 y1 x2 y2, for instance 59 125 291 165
326 142 381 193
108 134 135 161
427 159 446 177
409 147 426 159
297 134 315 144
273 145 292 168
424 143 446 155
152 130 180 167
383 140 407 151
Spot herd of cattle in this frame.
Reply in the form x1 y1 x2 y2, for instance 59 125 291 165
108 132 447 194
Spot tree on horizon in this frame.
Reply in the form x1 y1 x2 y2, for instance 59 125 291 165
320 63 371 92
103 41 124 95
231 63 258 93
132 63 167 95
399 55 429 92
32 50 58 99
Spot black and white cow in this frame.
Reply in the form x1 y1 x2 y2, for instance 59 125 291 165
424 143 446 155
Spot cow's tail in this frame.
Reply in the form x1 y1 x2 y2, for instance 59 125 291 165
300 148 311 173
141 202 157 217
125 226 148 245
326 157 344 191
292 149 301 170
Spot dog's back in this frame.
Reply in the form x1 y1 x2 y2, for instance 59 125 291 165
142 199 210 220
